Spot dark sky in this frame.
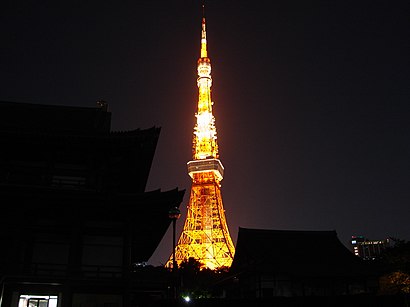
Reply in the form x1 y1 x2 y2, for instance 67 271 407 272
1 0 409 266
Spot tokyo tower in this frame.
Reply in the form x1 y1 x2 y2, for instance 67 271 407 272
166 6 235 270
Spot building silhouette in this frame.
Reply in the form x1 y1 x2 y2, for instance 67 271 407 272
228 228 379 298
0 100 185 307
166 7 235 270
351 235 392 260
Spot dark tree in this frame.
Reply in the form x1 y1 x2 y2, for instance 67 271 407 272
178 258 230 299
378 238 410 296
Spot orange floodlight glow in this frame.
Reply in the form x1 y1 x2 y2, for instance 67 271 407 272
165 10 235 270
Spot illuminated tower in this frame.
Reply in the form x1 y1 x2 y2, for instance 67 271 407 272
167 8 235 270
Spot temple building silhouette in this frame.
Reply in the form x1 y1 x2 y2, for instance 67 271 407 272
0 100 185 306
227 228 379 298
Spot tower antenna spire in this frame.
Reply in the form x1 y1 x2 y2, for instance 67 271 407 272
202 0 206 18
200 1 208 59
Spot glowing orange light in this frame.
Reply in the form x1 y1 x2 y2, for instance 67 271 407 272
165 12 235 270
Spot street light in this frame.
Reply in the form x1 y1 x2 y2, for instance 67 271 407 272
168 206 181 271
168 206 181 299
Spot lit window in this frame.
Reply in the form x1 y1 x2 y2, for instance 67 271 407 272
19 295 58 307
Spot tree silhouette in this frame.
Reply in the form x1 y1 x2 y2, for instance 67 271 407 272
378 238 410 299
177 257 230 299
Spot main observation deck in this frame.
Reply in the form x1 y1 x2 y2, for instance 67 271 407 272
187 158 224 181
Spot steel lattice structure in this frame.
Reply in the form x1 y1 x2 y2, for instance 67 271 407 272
166 8 235 270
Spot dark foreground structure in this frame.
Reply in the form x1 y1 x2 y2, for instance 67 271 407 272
0 101 185 306
149 228 407 306
152 295 407 307
228 227 379 297
152 296 407 307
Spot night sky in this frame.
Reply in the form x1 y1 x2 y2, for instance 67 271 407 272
1 0 409 266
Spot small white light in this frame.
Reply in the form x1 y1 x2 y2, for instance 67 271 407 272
183 296 191 302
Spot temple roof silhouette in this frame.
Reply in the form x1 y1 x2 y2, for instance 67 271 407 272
0 100 185 263
0 100 111 134
231 227 373 277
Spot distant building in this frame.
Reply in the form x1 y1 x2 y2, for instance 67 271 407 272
227 228 379 298
0 100 185 307
351 235 391 260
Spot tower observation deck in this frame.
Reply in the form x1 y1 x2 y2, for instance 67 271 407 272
165 7 235 270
